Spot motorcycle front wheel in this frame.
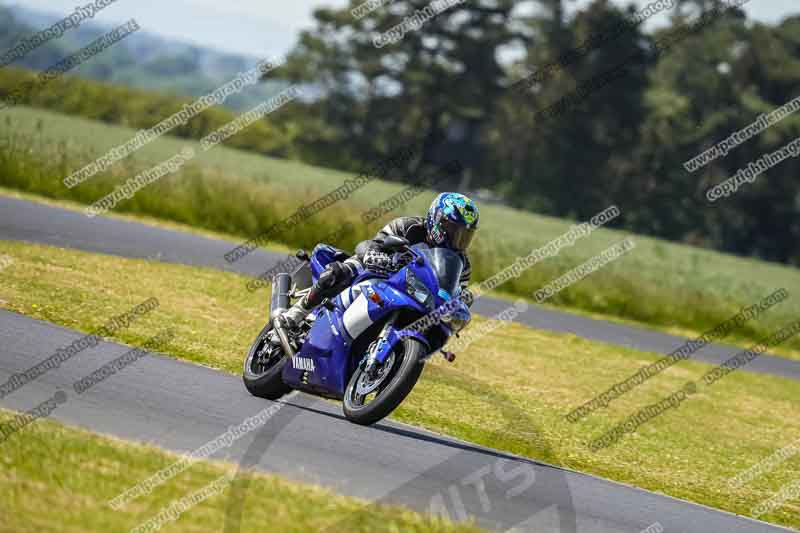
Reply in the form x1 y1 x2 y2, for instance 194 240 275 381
342 337 425 426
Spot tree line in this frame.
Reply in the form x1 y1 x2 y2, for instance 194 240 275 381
2 0 798 265
276 0 800 266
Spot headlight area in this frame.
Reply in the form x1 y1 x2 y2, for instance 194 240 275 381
405 269 433 307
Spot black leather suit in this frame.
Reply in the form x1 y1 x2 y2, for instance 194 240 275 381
303 217 472 310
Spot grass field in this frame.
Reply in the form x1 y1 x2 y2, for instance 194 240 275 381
0 409 484 533
2 105 800 355
3 184 799 362
1 240 798 530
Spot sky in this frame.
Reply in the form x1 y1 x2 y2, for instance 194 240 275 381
7 0 799 58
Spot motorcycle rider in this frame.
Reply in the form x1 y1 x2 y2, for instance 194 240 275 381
276 192 480 331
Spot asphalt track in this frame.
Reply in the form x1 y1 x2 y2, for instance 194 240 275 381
0 195 797 532
1 311 793 533
2 195 799 382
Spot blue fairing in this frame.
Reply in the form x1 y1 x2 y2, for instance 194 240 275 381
282 306 352 398
309 243 341 282
282 242 467 399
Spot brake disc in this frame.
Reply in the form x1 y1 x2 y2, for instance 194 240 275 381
356 352 396 396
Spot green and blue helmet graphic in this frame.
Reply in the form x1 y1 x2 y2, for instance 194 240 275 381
426 192 479 251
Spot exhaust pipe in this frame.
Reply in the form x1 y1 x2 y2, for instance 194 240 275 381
269 273 291 320
269 273 295 357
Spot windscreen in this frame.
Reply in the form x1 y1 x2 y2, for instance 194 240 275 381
414 244 463 298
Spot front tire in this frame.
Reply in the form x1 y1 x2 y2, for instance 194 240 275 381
243 323 293 400
342 338 425 426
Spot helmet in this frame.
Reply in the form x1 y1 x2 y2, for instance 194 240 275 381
425 192 479 251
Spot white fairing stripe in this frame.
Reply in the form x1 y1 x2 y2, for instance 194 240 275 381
341 285 355 307
342 293 374 339
339 282 367 309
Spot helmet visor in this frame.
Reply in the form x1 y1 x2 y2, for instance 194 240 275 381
442 218 477 251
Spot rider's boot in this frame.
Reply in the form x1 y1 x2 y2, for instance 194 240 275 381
276 294 313 331
276 260 357 333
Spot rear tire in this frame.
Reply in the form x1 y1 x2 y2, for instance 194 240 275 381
342 338 425 426
243 323 293 400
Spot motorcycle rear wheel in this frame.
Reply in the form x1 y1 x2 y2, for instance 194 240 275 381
243 323 293 400
342 338 425 426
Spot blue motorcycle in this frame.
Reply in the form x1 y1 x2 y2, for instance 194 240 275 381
243 236 471 425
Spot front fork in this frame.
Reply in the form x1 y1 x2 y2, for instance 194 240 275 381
363 312 455 376
363 311 399 376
